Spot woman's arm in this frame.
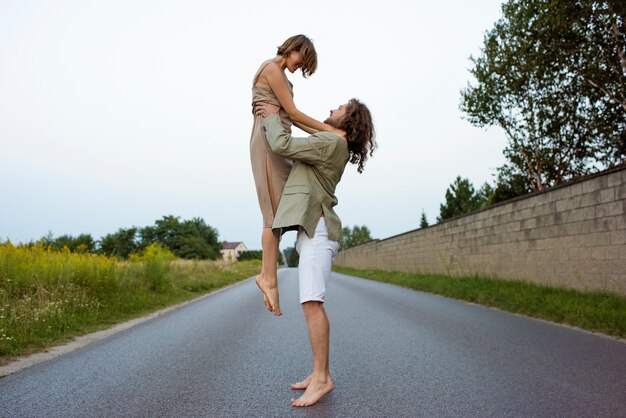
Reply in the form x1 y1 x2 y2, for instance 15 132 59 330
260 63 343 135
293 121 318 135
256 103 329 164
262 114 334 166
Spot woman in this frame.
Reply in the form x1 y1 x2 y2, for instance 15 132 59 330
250 34 343 317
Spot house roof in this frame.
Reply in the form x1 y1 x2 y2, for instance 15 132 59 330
222 241 244 250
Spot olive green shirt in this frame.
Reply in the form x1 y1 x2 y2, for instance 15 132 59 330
262 114 349 242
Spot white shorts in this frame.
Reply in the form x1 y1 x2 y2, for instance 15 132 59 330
295 217 339 304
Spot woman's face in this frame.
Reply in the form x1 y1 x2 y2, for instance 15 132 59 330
285 50 303 73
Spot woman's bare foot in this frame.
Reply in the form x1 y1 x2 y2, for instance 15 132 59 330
290 373 312 390
255 275 271 312
255 275 282 316
291 375 333 407
262 294 272 312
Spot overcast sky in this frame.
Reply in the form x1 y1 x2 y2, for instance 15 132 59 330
1 0 507 251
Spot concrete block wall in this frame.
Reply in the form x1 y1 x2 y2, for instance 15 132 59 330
334 164 626 295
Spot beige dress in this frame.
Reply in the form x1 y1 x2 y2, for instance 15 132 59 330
250 61 294 228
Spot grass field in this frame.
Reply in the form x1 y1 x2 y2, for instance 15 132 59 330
334 266 626 338
0 241 260 365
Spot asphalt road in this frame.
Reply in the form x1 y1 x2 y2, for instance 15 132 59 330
1 268 625 417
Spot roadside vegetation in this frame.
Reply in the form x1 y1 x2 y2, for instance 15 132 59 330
0 241 259 365
333 266 626 338
430 1 625 226
41 215 223 260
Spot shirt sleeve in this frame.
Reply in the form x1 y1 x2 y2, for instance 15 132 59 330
261 114 334 165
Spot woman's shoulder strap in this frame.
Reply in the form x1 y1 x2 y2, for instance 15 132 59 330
253 60 276 86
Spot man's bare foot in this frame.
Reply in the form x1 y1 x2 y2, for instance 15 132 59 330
255 275 282 316
291 375 333 407
290 373 312 390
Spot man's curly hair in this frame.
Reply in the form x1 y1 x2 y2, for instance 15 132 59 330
339 99 377 173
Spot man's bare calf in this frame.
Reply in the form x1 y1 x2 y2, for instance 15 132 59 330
291 301 333 407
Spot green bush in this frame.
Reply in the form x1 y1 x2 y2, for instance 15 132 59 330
129 243 176 292
238 250 262 261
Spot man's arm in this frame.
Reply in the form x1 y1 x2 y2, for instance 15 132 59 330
262 114 333 165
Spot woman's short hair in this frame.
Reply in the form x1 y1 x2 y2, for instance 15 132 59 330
277 34 318 78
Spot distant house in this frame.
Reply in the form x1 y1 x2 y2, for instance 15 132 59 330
221 241 248 261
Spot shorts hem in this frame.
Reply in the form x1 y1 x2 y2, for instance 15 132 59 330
300 297 325 304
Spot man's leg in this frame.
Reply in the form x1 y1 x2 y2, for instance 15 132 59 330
291 218 338 407
291 301 334 407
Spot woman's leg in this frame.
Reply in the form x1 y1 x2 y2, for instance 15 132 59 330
256 227 281 316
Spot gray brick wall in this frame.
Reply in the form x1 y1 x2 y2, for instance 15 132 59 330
335 165 626 295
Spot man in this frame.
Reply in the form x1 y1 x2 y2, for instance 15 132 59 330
256 98 376 407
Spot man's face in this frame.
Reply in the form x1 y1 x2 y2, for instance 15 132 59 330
324 103 348 127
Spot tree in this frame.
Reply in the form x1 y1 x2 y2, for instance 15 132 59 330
97 227 139 259
182 217 219 259
283 246 299 267
438 176 490 222
477 182 495 206
419 210 429 228
461 0 626 193
340 225 373 250
238 250 263 261
488 165 533 205
564 0 626 163
140 215 221 260
175 236 215 260
44 233 96 253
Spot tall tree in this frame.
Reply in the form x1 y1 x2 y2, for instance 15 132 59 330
340 225 373 250
570 1 626 162
477 182 495 206
98 227 139 259
45 233 95 253
419 210 429 228
461 0 625 192
438 176 488 222
489 165 532 204
283 246 299 267
140 215 221 260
